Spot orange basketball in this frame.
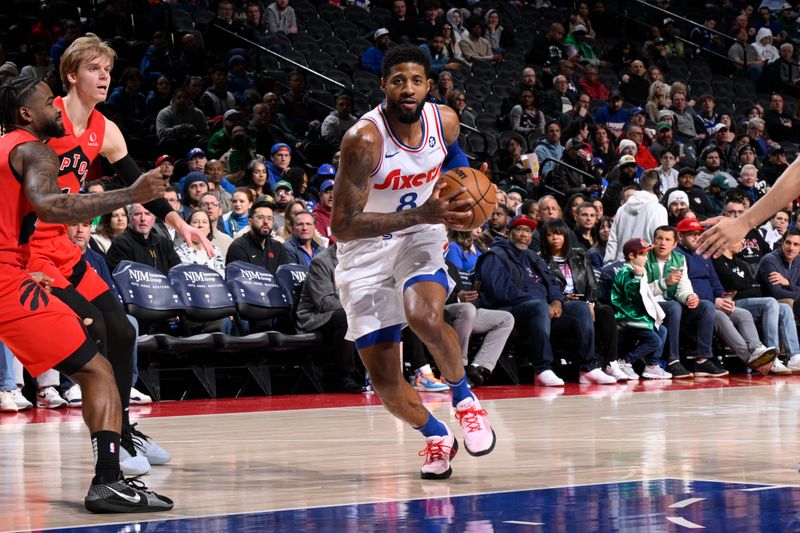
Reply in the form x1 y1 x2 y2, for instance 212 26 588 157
440 167 497 230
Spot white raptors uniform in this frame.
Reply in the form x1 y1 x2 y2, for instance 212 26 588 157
336 102 452 342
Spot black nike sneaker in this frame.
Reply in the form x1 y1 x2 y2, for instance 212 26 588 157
85 475 174 513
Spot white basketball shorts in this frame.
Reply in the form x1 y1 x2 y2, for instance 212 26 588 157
335 224 453 344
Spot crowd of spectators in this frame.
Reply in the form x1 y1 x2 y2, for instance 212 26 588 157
6 0 800 410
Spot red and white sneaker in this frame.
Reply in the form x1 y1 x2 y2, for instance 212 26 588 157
419 427 458 480
454 396 496 456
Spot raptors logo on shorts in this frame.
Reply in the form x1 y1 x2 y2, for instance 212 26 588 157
18 278 49 311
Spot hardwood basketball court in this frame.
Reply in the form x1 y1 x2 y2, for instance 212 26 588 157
3 376 800 531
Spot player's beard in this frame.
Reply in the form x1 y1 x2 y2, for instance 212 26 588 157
388 98 425 124
41 117 65 138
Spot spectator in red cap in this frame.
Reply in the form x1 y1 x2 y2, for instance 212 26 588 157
155 154 175 182
610 238 668 380
314 179 335 244
676 218 774 374
476 215 609 386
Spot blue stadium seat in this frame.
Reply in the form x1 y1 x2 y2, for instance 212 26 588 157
112 261 184 322
226 261 290 321
275 263 309 310
168 263 235 322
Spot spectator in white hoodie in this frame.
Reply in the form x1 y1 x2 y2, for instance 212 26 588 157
604 170 668 263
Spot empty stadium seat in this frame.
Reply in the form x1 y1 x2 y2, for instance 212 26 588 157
168 264 235 322
318 36 349 58
291 33 320 57
470 59 496 81
275 264 309 308
113 261 185 322
225 261 290 321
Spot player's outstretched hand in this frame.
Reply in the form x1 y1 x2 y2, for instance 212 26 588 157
130 168 166 204
420 179 472 228
176 217 215 257
696 216 749 259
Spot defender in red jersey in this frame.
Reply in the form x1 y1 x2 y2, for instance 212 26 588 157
0 78 172 513
25 34 202 475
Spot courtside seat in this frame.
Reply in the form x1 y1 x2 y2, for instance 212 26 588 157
156 332 219 352
136 334 159 351
226 261 290 321
214 332 271 351
266 331 322 350
113 261 184 322
168 264 235 322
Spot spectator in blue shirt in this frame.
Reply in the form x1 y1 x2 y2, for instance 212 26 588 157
446 228 486 274
283 211 323 265
594 90 630 139
420 32 460 75
362 28 392 76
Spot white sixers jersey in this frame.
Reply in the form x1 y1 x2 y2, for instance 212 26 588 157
360 102 447 215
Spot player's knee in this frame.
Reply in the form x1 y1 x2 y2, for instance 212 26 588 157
71 353 114 384
407 310 444 340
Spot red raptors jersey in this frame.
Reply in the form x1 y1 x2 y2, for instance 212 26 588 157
28 96 106 275
0 129 42 268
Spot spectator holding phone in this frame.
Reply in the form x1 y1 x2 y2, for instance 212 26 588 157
539 219 621 381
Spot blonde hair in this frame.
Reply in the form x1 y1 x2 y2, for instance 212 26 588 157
60 33 116 90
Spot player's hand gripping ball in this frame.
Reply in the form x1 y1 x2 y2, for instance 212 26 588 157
440 167 497 230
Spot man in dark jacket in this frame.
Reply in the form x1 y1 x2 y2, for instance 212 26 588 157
106 204 181 275
225 200 289 274
295 246 363 392
675 218 772 371
475 216 597 387
546 138 598 203
713 238 798 374
757 227 800 315
661 167 715 220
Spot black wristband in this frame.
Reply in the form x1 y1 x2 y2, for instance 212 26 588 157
111 154 174 220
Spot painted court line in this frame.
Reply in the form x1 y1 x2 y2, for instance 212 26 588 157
666 516 705 528
740 485 791 492
669 497 705 508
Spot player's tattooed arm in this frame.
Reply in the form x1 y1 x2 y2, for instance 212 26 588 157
20 142 166 224
331 122 470 242
437 104 461 146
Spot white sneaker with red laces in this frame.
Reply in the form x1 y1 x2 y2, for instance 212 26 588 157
454 396 496 456
419 427 458 480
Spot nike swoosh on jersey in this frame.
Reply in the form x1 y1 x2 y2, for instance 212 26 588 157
108 486 142 504
385 152 400 158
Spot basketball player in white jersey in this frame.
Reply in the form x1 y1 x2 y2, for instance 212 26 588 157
332 45 495 479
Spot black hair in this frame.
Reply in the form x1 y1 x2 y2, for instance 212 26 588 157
654 224 677 240
240 159 269 194
250 199 277 217
120 66 142 84
381 43 432 79
723 189 747 205
0 77 42 132
521 199 538 217
494 204 514 217
591 215 613 244
539 218 573 259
